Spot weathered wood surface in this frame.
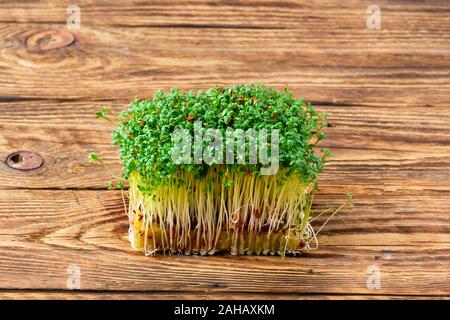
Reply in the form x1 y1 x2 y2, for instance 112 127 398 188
0 188 448 295
0 0 449 299
1 0 449 29
1 291 447 300
0 101 448 190
0 3 449 106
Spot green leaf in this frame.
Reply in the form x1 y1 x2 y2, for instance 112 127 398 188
88 153 101 163
112 84 331 188
95 106 113 123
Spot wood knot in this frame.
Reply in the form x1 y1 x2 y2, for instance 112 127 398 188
6 151 43 171
26 30 74 53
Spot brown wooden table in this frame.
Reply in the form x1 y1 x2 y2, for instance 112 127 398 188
0 1 449 300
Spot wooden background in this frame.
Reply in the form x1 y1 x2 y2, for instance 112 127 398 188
0 0 449 300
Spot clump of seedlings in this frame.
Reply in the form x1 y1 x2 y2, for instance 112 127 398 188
93 84 350 256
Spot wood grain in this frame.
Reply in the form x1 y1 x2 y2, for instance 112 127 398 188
0 189 448 295
0 0 449 299
0 21 449 105
1 291 447 300
0 0 449 29
0 101 449 189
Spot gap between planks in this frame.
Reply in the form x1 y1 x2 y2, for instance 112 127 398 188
0 289 449 300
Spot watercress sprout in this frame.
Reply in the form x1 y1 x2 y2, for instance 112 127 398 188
102 84 349 256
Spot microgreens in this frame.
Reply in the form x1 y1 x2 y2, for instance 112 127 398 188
113 84 330 191
108 180 125 190
95 106 113 124
99 84 349 256
88 152 102 164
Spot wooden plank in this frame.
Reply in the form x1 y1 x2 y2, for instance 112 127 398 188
0 291 448 300
0 0 449 299
0 189 448 295
0 23 449 105
0 101 449 189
